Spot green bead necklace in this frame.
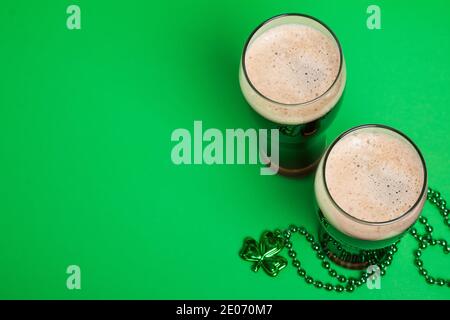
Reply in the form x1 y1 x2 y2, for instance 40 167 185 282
239 187 449 292
409 188 450 287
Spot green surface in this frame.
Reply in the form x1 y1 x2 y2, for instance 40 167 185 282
0 0 449 299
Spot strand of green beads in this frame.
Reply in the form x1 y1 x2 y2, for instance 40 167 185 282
278 226 396 293
408 187 449 287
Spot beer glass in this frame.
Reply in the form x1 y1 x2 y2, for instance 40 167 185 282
314 124 428 269
239 13 346 176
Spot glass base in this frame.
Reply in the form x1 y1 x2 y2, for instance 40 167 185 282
319 229 390 270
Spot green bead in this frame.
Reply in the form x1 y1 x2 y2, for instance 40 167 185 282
426 226 434 233
410 228 417 236
312 244 320 251
314 281 323 288
322 261 330 269
335 285 344 292
324 284 333 291
355 280 362 287
426 277 435 285
441 240 448 247
445 247 450 254
436 279 445 286
442 209 449 216
380 270 386 276
415 259 423 267
420 269 428 276
329 270 337 277
419 217 427 224
338 275 347 283
306 235 314 242
297 268 306 277
292 259 300 268
414 250 421 257
419 242 427 249
317 253 325 260
347 278 356 285
285 242 292 249
289 225 298 233
345 285 355 292
306 276 314 284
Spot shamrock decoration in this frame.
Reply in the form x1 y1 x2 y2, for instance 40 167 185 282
239 231 287 277
278 125 302 137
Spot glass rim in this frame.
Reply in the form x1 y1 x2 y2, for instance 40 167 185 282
241 13 344 106
321 124 428 226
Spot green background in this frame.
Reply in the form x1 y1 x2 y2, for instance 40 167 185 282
0 0 449 299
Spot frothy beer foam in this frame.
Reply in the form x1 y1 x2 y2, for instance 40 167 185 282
325 129 425 223
245 24 341 105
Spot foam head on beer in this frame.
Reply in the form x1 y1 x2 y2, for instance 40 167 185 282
315 126 427 241
240 18 346 125
245 24 340 105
